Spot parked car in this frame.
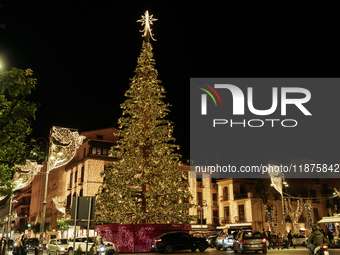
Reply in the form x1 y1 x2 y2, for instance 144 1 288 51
215 228 241 250
26 238 39 254
293 234 307 246
233 230 267 254
47 238 70 255
68 236 97 254
206 235 217 248
151 231 209 253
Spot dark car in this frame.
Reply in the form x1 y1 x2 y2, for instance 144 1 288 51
26 238 39 254
233 231 267 254
206 235 217 248
151 232 209 253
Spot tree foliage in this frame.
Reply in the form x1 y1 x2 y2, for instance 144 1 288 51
96 37 194 224
0 67 41 196
57 219 69 234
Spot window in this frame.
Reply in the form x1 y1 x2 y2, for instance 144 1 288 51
213 193 217 201
197 192 203 206
224 206 230 221
74 170 77 183
223 187 228 201
69 172 73 189
239 205 245 221
80 189 83 197
97 135 103 140
83 148 86 157
66 194 71 208
80 166 85 183
213 210 219 225
103 148 108 155
96 147 101 154
240 185 246 194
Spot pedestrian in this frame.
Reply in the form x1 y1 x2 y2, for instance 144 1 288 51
287 230 295 248
21 234 28 249
327 229 334 248
13 240 26 255
278 233 283 249
267 231 274 250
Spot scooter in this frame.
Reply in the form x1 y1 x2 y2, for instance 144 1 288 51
98 245 106 255
314 244 329 255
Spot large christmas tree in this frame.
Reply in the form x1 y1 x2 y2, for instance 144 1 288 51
96 11 193 224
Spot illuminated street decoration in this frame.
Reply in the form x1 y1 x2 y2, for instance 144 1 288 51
137 10 157 41
49 126 85 171
304 199 313 229
268 164 284 195
264 201 278 235
284 198 303 234
0 160 43 201
53 196 66 215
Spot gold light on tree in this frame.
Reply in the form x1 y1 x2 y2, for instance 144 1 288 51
284 198 303 234
0 160 43 201
137 10 157 41
48 126 85 171
52 196 66 215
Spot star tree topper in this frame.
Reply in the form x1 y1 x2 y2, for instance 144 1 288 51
137 10 157 41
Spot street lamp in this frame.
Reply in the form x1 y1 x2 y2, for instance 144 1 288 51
37 126 84 249
5 197 18 251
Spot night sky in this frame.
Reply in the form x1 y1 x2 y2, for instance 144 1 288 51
1 3 339 165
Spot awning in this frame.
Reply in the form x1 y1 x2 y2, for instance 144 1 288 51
318 216 340 224
217 223 252 229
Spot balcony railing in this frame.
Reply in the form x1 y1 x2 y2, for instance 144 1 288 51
234 193 248 199
211 183 218 189
220 218 232 224
235 216 247 223
197 181 203 188
212 201 218 207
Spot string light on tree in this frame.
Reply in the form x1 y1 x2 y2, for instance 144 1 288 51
96 11 194 224
284 198 303 234
304 199 313 229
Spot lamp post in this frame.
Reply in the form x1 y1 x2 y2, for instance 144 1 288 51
5 197 18 252
268 165 288 238
36 136 50 247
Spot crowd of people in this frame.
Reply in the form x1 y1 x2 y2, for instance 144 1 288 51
0 234 29 255
262 226 336 253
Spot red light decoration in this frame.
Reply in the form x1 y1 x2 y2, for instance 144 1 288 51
95 224 191 253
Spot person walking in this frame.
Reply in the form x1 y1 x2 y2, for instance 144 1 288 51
327 229 334 248
267 231 274 250
287 230 295 248
13 241 26 255
21 234 28 249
